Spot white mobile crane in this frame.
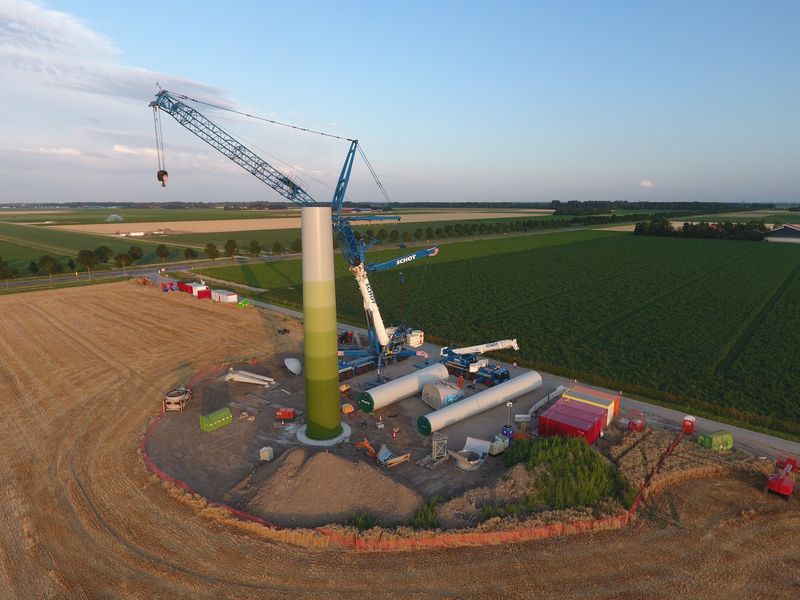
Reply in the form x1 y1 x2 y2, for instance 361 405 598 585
440 339 520 374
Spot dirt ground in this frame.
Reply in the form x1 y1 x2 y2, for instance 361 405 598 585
49 211 552 235
2 282 800 599
243 449 423 527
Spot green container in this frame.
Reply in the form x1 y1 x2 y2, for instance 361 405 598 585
199 407 233 432
697 429 733 451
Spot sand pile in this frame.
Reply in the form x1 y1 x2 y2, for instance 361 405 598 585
247 448 423 527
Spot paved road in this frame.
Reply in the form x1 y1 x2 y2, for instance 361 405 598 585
242 297 800 460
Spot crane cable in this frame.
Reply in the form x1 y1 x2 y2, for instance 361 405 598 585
164 90 394 209
152 107 166 172
165 91 355 142
357 144 392 207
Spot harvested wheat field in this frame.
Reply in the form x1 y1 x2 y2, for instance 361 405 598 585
50 211 549 235
1 282 799 599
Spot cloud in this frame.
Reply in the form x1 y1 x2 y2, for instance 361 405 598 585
0 2 357 202
111 144 156 158
639 179 654 189
0 0 229 105
35 147 82 156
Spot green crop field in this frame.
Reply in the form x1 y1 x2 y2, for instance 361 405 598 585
0 207 300 225
0 239 42 268
200 230 800 436
0 221 186 271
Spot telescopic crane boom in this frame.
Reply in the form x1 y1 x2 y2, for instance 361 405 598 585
440 339 520 357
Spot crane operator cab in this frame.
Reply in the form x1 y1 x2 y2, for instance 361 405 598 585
156 170 169 187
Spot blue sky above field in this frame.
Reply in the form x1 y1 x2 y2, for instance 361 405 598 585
1 0 798 204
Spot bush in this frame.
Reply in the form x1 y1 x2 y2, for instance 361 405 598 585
344 512 377 531
410 496 440 530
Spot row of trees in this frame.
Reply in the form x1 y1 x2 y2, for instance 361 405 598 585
201 238 303 260
633 218 769 241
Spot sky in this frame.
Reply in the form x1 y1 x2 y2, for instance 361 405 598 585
0 0 798 205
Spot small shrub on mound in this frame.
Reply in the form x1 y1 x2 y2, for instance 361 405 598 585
344 512 377 531
411 496 440 530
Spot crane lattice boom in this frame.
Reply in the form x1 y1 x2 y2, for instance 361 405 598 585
150 91 316 206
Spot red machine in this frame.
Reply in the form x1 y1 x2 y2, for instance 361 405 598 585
338 330 354 344
766 456 797 499
275 407 296 421
628 409 644 433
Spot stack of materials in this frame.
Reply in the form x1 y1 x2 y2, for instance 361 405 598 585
538 398 607 444
561 384 620 426
224 369 275 387
377 444 411 468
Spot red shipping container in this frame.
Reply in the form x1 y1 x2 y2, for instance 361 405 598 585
538 412 599 443
556 398 608 425
538 399 605 444
197 289 212 300
177 281 187 292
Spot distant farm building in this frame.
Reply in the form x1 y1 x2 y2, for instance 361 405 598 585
766 224 800 244
106 214 124 222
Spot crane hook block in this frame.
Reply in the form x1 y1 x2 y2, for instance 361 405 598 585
157 170 169 187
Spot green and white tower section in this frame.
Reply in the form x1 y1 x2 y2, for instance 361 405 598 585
297 206 350 445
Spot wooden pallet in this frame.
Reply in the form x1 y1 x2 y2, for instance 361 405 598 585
415 455 448 470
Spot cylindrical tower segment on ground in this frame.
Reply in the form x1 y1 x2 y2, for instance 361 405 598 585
301 206 342 440
417 370 543 435
358 363 449 412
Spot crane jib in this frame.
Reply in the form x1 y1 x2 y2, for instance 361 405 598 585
151 91 316 206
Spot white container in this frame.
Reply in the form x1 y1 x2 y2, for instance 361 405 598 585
421 382 464 409
407 330 424 347
211 289 238 302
